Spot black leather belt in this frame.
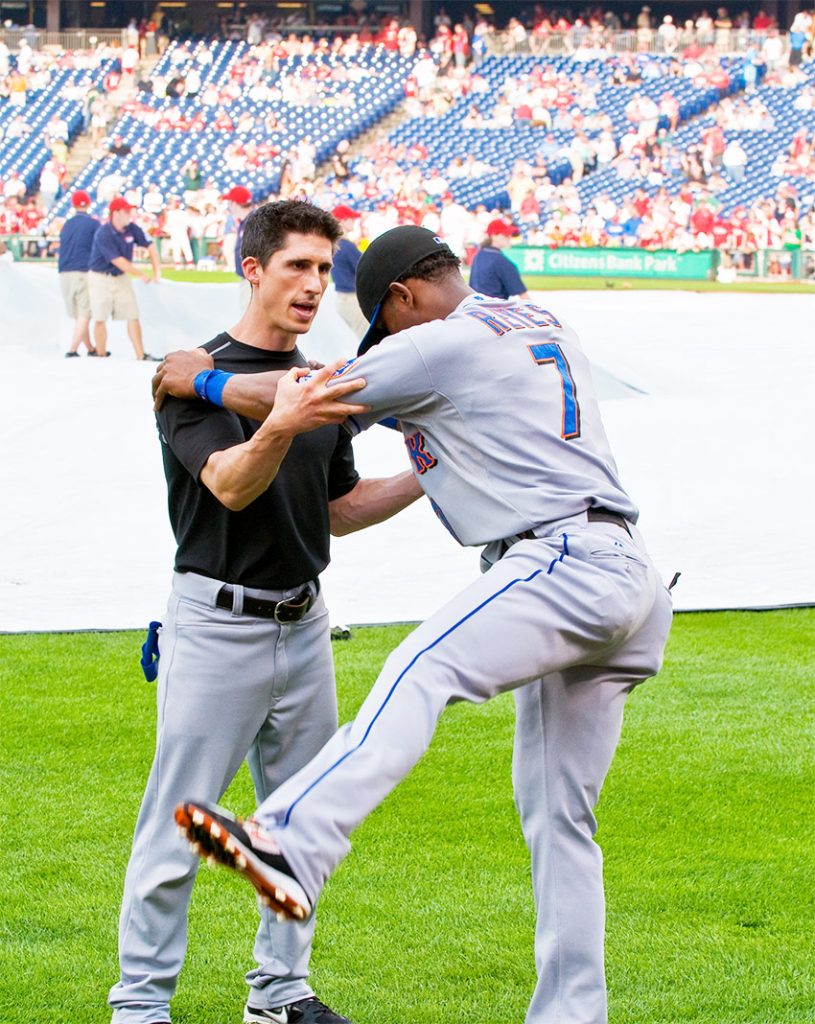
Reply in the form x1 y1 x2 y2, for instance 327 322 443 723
216 583 316 623
586 507 631 535
521 507 631 540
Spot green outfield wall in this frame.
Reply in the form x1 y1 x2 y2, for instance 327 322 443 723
506 246 716 280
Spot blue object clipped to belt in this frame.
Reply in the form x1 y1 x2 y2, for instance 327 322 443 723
140 620 162 681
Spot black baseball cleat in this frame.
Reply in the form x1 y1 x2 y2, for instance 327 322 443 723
140 353 162 362
174 800 311 921
244 996 352 1023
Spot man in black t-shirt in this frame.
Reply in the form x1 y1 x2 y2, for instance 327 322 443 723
110 202 421 1024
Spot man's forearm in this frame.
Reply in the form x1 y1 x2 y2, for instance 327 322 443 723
154 357 367 422
200 413 293 511
111 256 137 276
111 256 148 280
329 471 423 536
198 365 370 510
220 371 283 420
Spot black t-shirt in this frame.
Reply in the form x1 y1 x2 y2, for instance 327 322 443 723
156 332 359 589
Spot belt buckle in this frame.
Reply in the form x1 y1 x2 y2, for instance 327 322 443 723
273 589 312 624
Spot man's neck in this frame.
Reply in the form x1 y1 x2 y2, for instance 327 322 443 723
227 305 299 352
443 282 476 316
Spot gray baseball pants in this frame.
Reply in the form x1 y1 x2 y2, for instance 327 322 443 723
109 571 338 1023
252 512 674 1024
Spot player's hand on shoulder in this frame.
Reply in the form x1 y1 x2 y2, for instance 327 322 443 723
152 347 214 410
270 360 368 435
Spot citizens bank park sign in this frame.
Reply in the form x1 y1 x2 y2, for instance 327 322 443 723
507 246 715 280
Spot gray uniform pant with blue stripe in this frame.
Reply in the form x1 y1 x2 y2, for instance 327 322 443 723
253 513 674 1024
109 571 337 1024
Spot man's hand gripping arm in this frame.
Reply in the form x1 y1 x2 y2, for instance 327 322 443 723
196 363 368 511
153 349 421 524
153 348 328 417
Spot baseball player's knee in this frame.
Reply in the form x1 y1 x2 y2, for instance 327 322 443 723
374 643 469 709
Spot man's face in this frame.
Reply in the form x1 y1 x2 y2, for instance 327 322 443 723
111 208 131 231
250 232 333 334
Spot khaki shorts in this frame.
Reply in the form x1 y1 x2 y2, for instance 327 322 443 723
59 271 91 319
334 289 369 339
88 271 140 321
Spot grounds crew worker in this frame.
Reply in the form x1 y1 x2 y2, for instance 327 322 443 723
468 218 530 301
58 188 100 357
88 196 161 360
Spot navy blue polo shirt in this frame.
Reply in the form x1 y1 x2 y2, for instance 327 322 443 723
331 237 361 293
89 221 150 275
469 245 526 300
58 212 100 272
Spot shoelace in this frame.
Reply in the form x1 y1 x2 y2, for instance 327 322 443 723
292 997 333 1018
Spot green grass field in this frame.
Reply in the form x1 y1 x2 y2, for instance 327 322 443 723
159 267 814 293
1 610 813 1024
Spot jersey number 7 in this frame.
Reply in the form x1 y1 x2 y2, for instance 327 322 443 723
528 342 581 440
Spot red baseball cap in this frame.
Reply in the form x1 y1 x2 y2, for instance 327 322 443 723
486 219 518 238
109 196 134 213
220 185 253 205
332 204 360 220
71 190 92 208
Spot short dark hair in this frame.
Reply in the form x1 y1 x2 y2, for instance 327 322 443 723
395 249 462 285
241 200 342 268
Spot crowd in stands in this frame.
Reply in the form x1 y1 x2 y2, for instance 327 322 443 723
0 4 814 275
185 4 811 60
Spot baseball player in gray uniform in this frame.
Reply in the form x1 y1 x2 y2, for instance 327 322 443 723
167 227 673 1024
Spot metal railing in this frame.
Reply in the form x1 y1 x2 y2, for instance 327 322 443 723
481 27 789 57
0 25 791 58
0 28 125 51
725 248 815 280
0 234 226 266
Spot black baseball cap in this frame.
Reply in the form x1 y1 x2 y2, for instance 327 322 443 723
355 226 455 355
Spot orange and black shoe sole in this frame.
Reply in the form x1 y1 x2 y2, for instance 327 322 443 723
174 801 311 922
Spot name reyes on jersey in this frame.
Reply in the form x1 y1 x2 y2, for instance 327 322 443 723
466 303 562 337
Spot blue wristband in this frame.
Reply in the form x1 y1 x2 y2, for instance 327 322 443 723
204 369 233 407
193 369 233 407
193 369 211 401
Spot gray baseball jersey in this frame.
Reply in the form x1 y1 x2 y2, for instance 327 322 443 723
206 292 673 1024
336 293 637 546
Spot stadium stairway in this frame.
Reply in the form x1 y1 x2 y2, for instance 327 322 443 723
61 131 95 186
346 97 412 158
315 95 413 178
32 65 148 202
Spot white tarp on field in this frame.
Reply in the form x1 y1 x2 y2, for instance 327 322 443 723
1 261 812 632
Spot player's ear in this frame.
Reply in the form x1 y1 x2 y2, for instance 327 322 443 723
242 255 261 285
388 282 413 306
